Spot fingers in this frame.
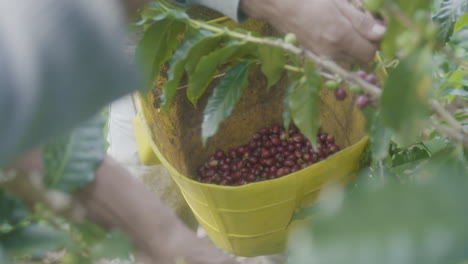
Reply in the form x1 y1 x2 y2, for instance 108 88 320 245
335 0 386 42
341 34 378 65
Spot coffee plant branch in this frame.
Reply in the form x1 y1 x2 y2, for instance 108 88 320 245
158 3 467 147
386 3 468 70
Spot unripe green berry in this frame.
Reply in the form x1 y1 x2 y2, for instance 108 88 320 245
325 80 340 91
349 84 362 94
364 0 384 12
284 33 297 44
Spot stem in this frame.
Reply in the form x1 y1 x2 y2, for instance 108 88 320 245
429 120 468 146
386 3 468 70
430 100 466 133
158 5 467 146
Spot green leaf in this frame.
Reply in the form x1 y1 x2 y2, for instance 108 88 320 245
136 16 187 93
289 63 322 149
433 0 468 42
391 144 431 167
382 1 431 57
162 30 213 112
1 223 69 260
363 109 393 160
187 40 254 106
257 45 286 88
43 115 105 193
0 192 30 233
89 230 132 260
72 222 107 246
201 63 251 145
381 48 432 146
454 11 468 32
282 81 298 136
287 179 468 264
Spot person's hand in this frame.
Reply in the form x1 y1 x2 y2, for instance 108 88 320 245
5 151 237 264
241 0 386 65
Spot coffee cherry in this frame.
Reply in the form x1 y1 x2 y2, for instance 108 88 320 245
261 149 272 158
349 84 362 94
356 94 371 109
271 137 281 146
228 149 237 158
284 160 295 167
292 134 304 143
215 150 225 159
246 174 256 182
335 87 347 101
260 128 269 135
330 144 340 153
325 80 340 91
364 74 378 86
220 179 230 186
326 135 334 144
271 124 281 134
207 160 219 168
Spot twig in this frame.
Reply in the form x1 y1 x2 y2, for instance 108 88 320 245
439 46 468 70
429 120 468 146
430 100 467 133
156 5 467 146
386 3 468 70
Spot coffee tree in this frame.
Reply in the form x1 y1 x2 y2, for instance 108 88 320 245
0 0 466 263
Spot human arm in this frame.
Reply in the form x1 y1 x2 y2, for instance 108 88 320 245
4 150 237 264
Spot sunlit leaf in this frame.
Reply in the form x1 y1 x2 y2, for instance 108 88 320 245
136 14 187 93
258 45 286 89
381 47 432 146
43 115 105 192
202 63 251 144
289 63 321 149
187 41 254 106
433 0 468 42
161 30 216 112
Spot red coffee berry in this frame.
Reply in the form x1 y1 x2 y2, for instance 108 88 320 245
248 140 256 150
335 87 347 101
292 134 303 143
356 94 371 109
280 132 287 141
246 174 256 182
330 144 340 153
260 128 269 135
253 133 261 140
261 149 272 158
228 149 237 158
326 135 335 144
209 160 220 168
220 164 230 172
215 150 225 159
202 177 212 184
271 137 281 146
231 171 242 180
276 168 286 178
266 158 275 166
272 124 281 134
220 179 230 186
357 70 367 80
284 160 295 167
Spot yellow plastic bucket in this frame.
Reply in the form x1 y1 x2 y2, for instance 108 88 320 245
132 11 387 256
135 84 369 256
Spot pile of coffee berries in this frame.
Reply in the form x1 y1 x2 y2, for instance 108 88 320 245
195 124 341 186
329 70 380 109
